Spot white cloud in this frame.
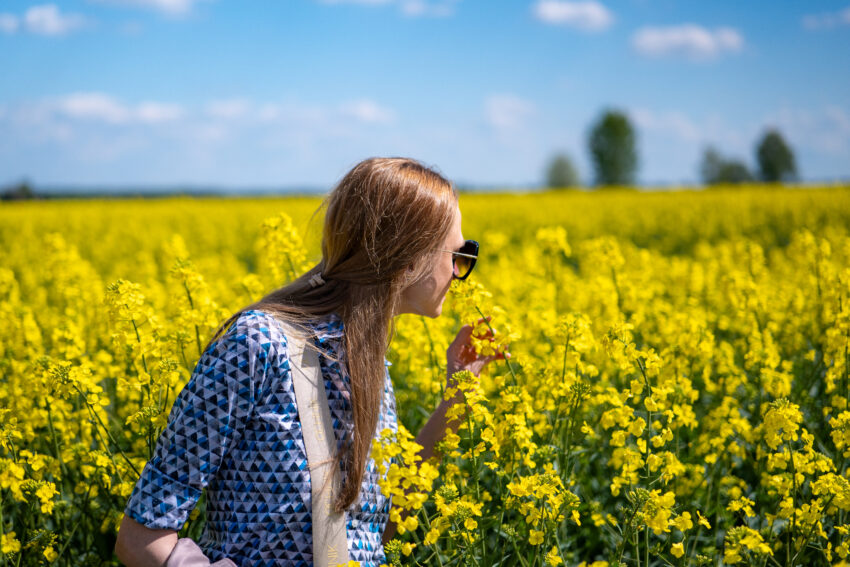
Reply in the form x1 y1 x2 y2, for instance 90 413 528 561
318 0 393 4
192 123 228 143
485 94 535 130
768 105 850 155
256 104 281 122
1 100 74 143
0 14 19 34
532 0 613 32
632 24 743 60
400 0 457 17
802 6 850 30
135 102 184 123
2 93 395 140
199 98 395 126
23 4 87 36
58 93 130 123
91 0 208 17
338 100 396 124
54 93 184 124
317 0 458 17
205 99 251 120
0 93 405 180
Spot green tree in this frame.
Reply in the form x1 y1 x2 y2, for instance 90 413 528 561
700 147 754 185
756 129 797 182
544 153 580 188
588 109 637 186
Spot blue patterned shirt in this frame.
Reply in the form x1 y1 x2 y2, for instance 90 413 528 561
125 310 398 566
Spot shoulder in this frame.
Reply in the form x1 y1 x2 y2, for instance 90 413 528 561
206 309 295 361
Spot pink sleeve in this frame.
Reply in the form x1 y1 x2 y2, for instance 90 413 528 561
166 538 237 567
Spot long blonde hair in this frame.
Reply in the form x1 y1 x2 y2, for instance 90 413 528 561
206 157 459 511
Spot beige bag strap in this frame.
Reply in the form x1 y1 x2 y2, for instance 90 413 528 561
282 324 350 567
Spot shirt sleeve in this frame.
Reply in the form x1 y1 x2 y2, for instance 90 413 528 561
124 313 275 529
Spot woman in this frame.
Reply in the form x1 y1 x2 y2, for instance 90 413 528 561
114 157 504 566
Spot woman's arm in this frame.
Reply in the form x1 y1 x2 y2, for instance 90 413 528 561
114 515 178 567
412 393 463 463
383 320 507 543
416 319 505 460
118 314 275 565
383 388 464 544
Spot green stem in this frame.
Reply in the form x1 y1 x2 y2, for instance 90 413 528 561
417 507 444 567
508 535 530 567
790 493 836 565
74 384 140 478
45 404 69 481
616 501 640 566
0 495 6 567
547 334 572 448
182 281 203 360
420 316 443 394
474 306 518 384
54 485 91 561
285 253 298 282
634 524 641 567
786 439 798 564
463 404 484 561
563 392 584 481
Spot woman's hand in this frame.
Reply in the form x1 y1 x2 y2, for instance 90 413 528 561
446 317 509 381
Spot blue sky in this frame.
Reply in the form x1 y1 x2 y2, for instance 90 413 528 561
1 0 849 189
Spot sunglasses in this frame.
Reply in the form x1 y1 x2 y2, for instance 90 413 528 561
442 239 479 281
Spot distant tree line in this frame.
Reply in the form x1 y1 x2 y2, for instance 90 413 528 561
1 180 37 201
544 109 798 189
700 130 796 185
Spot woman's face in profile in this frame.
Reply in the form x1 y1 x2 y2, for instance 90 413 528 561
397 205 464 318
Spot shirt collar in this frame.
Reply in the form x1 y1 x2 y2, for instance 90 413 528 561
305 312 392 367
306 311 345 341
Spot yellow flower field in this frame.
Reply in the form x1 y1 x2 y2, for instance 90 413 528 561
1 185 849 566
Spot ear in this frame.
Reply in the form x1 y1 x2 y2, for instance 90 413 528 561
400 264 417 288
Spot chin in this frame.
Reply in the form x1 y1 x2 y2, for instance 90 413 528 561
430 300 445 318
416 303 442 319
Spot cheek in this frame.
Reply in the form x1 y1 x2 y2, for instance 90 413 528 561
442 256 455 281
444 260 456 287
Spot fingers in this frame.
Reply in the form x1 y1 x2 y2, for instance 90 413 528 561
455 324 473 340
450 319 512 365
448 325 473 351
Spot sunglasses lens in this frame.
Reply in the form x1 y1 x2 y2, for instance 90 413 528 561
453 240 478 280
454 256 472 277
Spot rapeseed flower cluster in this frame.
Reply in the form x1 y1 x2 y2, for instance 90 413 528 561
1 187 850 565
